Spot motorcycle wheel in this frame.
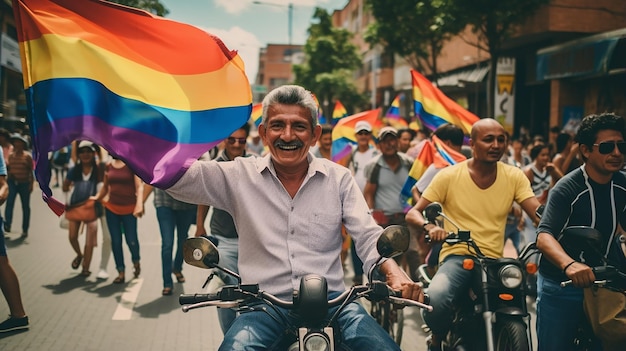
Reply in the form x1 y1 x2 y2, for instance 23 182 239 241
495 319 529 351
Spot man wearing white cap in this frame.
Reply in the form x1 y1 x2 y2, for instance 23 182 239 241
348 121 379 192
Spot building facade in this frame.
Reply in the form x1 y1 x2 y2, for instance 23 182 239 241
254 44 303 103
330 0 626 138
0 0 27 133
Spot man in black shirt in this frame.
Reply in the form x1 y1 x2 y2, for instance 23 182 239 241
536 112 626 350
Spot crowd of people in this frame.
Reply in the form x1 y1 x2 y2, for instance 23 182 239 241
0 83 623 351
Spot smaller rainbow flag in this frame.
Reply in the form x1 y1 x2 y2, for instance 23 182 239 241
250 103 263 127
412 69 479 135
331 108 382 165
332 100 348 124
400 135 467 201
385 93 408 129
312 94 326 125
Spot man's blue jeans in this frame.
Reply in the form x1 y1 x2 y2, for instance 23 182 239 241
219 291 400 350
106 209 140 272
536 273 602 351
423 255 474 336
213 235 239 334
155 206 194 288
4 181 30 233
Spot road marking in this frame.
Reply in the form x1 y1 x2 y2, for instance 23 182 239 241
112 278 143 320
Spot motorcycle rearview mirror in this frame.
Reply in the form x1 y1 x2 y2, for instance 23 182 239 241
560 226 603 251
377 225 410 259
183 236 220 269
423 202 442 222
367 225 410 283
423 202 462 231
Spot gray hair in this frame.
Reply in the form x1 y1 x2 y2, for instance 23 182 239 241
261 85 318 129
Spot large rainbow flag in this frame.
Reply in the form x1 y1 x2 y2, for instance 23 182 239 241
400 135 466 201
13 0 251 214
332 100 348 124
384 93 408 129
412 70 479 135
331 108 382 165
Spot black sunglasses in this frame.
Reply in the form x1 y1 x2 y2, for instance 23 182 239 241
593 141 626 154
356 131 371 135
227 137 247 145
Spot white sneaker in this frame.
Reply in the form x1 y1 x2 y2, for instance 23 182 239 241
96 269 109 279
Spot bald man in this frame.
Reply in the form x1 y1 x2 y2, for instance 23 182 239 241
405 118 540 349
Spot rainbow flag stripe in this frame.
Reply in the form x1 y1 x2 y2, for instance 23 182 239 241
312 94 326 124
251 103 263 127
332 100 348 123
13 0 251 214
331 108 382 164
385 93 408 129
412 70 478 135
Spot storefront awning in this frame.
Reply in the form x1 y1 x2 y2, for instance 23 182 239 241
437 65 489 88
536 28 626 81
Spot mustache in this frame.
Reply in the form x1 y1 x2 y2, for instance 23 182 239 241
274 140 304 148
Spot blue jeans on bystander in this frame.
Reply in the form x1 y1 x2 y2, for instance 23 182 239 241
4 180 30 234
156 206 195 288
106 209 140 272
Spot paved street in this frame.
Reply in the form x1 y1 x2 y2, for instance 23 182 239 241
0 187 534 350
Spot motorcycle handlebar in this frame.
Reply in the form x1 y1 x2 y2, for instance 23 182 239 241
560 264 626 287
179 293 219 305
179 282 432 312
560 279 608 288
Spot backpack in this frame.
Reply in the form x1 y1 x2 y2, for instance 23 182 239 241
367 154 413 185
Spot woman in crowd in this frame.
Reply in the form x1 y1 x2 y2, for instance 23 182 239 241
62 141 102 276
95 155 144 284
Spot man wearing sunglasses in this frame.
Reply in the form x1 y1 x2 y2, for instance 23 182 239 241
536 112 626 350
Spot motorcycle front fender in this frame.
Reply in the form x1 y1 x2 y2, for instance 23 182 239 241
494 306 527 318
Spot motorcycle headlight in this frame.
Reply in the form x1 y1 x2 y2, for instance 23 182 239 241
303 332 330 351
499 264 523 289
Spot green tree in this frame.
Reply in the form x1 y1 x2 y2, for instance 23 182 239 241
451 0 549 117
107 0 169 16
365 0 464 80
293 8 367 117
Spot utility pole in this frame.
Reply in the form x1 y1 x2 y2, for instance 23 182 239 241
253 1 293 46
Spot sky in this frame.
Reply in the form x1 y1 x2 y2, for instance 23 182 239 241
160 0 349 83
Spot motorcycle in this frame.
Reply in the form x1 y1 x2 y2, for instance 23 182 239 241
422 202 534 351
179 225 432 351
555 226 626 351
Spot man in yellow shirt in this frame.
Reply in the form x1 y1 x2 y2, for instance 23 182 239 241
406 118 540 350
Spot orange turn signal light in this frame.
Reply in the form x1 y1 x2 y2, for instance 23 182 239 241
526 263 538 274
499 293 514 301
462 259 474 270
